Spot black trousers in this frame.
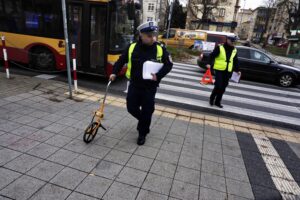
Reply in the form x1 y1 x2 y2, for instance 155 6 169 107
210 70 231 104
126 84 157 137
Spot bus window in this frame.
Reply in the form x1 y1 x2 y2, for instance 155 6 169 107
22 0 63 39
2 0 23 33
109 1 134 53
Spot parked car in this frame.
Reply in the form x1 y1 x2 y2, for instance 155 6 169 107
197 46 300 87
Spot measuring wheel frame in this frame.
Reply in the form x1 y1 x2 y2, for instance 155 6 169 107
83 81 111 144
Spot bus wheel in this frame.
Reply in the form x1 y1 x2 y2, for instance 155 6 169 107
30 47 56 71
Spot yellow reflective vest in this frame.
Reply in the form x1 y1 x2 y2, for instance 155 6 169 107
126 43 163 79
214 45 237 72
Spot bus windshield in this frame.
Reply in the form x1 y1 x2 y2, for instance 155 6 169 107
109 1 135 53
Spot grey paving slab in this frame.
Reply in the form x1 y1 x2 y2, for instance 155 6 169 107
27 143 59 159
92 160 123 180
11 125 39 137
221 137 240 148
66 192 99 200
142 173 173 195
150 160 177 178
43 123 68 134
114 140 138 153
161 141 182 153
83 145 111 160
47 149 79 165
0 175 45 200
75 175 112 198
12 115 37 125
200 172 226 193
203 141 222 153
0 148 22 166
202 149 223 164
7 138 40 152
224 165 250 183
201 159 225 177
0 168 22 190
178 155 201 170
50 167 87 190
116 167 147 187
199 187 227 200
134 146 159 159
104 149 131 165
165 134 185 144
59 127 83 139
156 150 180 165
45 134 73 148
226 178 254 199
0 133 22 147
4 154 42 173
103 181 139 200
170 180 199 200
144 137 163 148
68 155 99 173
29 183 71 200
136 189 168 200
56 117 79 126
27 160 64 181
174 166 200 185
27 119 53 129
181 144 202 157
28 111 50 118
223 155 246 170
64 139 89 153
26 130 55 142
126 155 153 172
222 144 243 158
204 134 221 144
94 135 120 148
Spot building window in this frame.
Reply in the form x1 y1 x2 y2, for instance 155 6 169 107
219 8 225 17
203 24 209 30
216 25 223 31
148 3 154 12
147 17 153 22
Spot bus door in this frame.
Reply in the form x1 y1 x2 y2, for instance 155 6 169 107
68 1 108 75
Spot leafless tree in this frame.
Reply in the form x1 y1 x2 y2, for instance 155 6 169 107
260 0 277 46
281 0 300 34
187 0 221 29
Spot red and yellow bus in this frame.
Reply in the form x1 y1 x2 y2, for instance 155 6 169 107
0 0 139 77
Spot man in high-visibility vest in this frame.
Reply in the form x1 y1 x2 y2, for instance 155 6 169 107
206 36 241 108
109 21 173 145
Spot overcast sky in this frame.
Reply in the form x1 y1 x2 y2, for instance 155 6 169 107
179 0 265 9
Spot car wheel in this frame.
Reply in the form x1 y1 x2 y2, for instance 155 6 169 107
278 73 294 87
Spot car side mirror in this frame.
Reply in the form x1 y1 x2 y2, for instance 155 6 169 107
269 60 275 64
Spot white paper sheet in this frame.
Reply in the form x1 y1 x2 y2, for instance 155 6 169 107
231 72 241 83
142 61 163 80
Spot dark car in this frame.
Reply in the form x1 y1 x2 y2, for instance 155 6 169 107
197 46 300 87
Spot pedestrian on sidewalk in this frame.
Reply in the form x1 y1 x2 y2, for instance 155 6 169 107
109 21 173 145
206 36 241 108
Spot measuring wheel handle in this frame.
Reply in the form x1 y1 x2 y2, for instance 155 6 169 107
83 122 99 143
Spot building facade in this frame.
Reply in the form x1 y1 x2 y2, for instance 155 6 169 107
186 0 240 32
141 0 168 30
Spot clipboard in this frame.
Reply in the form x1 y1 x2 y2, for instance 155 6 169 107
142 61 163 80
231 72 241 83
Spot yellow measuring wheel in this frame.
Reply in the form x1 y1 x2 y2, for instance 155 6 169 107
83 81 111 143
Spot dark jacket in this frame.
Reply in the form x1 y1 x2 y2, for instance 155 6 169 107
209 42 239 72
112 40 173 88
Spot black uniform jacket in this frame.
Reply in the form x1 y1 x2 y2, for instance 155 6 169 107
113 40 173 88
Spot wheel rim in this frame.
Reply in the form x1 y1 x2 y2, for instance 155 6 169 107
280 74 293 87
37 53 53 69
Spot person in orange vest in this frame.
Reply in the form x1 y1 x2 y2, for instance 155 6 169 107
109 21 173 145
206 36 241 108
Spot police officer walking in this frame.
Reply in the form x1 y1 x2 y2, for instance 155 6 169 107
206 36 241 108
109 21 173 145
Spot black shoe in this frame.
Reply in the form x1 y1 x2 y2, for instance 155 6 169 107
137 135 146 145
215 103 223 108
209 99 214 106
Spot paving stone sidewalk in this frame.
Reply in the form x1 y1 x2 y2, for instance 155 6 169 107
0 72 299 200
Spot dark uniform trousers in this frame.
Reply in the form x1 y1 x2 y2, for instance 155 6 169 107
210 70 231 104
127 83 157 137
